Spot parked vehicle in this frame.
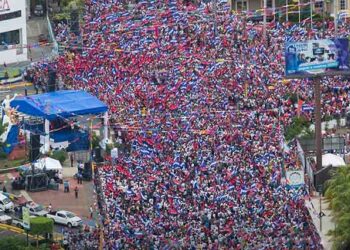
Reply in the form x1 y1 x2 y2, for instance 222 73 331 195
34 4 44 16
0 193 14 212
46 210 82 228
0 209 12 224
12 215 35 229
26 202 48 217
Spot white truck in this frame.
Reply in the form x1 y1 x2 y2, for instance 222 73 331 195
46 210 82 228
0 209 12 224
0 193 14 212
26 202 49 217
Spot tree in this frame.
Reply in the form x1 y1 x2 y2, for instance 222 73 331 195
29 217 54 248
0 236 26 250
325 166 350 250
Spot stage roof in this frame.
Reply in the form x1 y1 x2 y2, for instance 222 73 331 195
10 90 108 121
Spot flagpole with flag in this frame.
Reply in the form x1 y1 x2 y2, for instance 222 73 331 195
310 0 313 29
298 0 301 23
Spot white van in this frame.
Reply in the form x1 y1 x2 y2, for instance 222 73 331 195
0 193 14 212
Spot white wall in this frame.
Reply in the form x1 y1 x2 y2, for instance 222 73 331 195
0 0 28 64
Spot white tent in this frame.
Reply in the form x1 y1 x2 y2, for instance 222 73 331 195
314 153 346 167
34 157 63 171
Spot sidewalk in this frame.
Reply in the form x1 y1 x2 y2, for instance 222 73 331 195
305 194 334 250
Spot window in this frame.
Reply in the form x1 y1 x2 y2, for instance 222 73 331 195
0 10 21 22
0 30 20 50
340 0 346 10
57 213 66 218
237 1 247 11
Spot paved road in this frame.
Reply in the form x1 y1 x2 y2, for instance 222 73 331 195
0 82 36 101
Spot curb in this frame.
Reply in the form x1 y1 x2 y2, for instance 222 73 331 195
0 223 45 240
0 166 18 174
0 82 33 90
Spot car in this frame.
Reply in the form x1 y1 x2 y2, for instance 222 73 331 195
12 215 36 229
0 209 12 225
0 193 14 212
46 210 82 228
26 202 48 217
34 4 44 16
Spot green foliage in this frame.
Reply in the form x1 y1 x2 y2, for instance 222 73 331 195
30 216 54 235
299 127 315 139
50 150 67 165
0 236 26 250
0 68 21 79
288 93 298 105
106 143 113 155
0 151 7 159
92 132 100 149
285 116 310 141
325 166 350 249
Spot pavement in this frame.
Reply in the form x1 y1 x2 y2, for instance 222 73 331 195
306 194 334 250
28 164 96 220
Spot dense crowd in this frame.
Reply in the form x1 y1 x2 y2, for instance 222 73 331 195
62 226 100 250
29 0 350 249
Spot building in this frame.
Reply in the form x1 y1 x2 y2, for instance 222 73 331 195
0 0 28 65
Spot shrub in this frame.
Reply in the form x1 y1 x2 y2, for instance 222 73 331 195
50 150 67 165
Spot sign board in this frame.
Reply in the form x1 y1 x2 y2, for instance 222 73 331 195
286 170 305 187
22 206 30 230
285 38 350 78
0 0 10 13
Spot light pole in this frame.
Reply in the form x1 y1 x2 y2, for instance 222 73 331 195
310 0 313 30
334 0 338 35
263 0 267 40
314 77 322 171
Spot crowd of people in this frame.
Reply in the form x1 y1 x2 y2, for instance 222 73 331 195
62 226 100 250
28 0 350 249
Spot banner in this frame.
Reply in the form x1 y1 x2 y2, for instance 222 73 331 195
22 206 30 230
286 170 305 187
285 38 350 77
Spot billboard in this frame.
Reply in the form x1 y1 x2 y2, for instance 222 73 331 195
286 170 305 187
22 206 30 230
285 38 350 78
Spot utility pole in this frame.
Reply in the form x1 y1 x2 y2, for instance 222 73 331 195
314 77 322 171
310 0 313 30
334 0 338 35
286 0 289 22
263 0 267 40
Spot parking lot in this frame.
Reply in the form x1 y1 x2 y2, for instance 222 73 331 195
0 161 98 235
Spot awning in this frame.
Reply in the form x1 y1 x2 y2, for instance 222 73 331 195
10 90 108 121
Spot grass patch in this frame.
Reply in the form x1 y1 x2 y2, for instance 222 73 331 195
0 68 21 79
0 158 28 170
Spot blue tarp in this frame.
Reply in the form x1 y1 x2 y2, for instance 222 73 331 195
51 129 89 152
10 90 108 121
3 125 19 154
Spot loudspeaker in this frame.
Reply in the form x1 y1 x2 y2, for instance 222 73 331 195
93 147 103 163
47 69 56 92
29 134 40 162
83 162 92 181
84 162 92 174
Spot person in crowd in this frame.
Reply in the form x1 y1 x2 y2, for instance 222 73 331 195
28 0 350 249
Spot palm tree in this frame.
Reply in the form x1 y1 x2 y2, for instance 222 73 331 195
325 166 350 250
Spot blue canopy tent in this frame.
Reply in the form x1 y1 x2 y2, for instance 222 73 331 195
10 90 108 121
10 90 108 153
